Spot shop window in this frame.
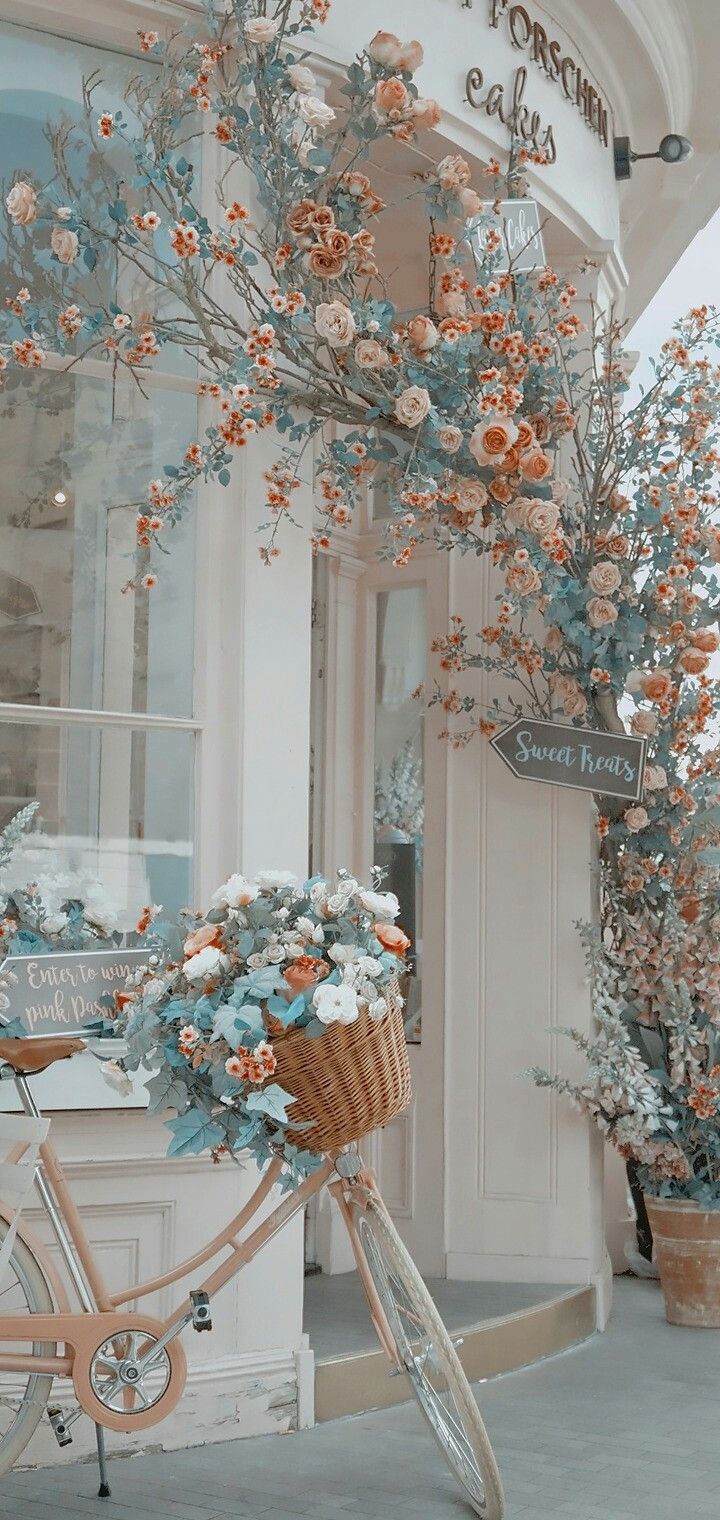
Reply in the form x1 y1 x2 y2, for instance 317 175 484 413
374 587 426 1043
0 22 200 922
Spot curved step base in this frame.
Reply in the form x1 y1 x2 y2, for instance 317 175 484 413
314 1284 596 1422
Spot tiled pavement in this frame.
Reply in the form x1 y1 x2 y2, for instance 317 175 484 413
3 1278 718 1520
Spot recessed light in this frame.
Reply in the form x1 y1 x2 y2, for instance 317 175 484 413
53 491 66 504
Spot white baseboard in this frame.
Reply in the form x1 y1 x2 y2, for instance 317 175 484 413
15 1345 305 1470
445 1251 600 1285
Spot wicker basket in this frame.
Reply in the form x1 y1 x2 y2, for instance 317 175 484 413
267 980 411 1153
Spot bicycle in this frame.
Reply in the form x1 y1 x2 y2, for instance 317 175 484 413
0 1034 505 1518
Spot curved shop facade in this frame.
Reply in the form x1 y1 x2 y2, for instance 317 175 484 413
0 0 717 1460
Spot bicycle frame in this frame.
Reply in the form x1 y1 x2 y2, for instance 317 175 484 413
0 1073 398 1433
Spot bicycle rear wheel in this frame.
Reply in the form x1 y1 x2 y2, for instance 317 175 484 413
0 1221 56 1474
352 1195 504 1519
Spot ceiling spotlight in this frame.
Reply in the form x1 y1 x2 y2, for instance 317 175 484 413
52 490 67 505
614 134 693 181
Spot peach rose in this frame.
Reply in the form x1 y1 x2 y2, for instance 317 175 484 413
586 596 618 629
525 501 560 536
373 922 411 955
397 39 424 72
184 922 222 958
354 338 388 368
436 154 471 191
310 206 335 233
506 562 542 597
631 710 658 737
245 15 279 44
454 478 488 517
307 246 345 278
51 227 79 264
412 98 441 131
643 764 667 792
639 669 673 703
437 425 463 452
624 806 649 834
459 187 482 219
628 708 659 738
6 181 37 225
394 385 431 428
286 199 317 234
468 416 518 466
374 77 410 116
283 955 330 996
519 448 553 483
551 673 587 719
318 226 353 258
367 31 403 68
314 300 356 348
406 314 438 353
605 534 630 558
587 561 622 596
677 648 709 676
544 626 563 654
691 629 720 653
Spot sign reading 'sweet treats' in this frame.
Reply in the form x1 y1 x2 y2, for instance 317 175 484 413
0 949 150 1039
491 718 647 801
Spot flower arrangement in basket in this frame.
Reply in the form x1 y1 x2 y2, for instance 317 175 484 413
117 869 411 1177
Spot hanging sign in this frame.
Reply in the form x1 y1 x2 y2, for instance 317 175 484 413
497 198 545 271
0 571 41 622
0 949 149 1038
490 718 647 801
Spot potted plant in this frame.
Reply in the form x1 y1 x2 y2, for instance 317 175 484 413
528 883 720 1326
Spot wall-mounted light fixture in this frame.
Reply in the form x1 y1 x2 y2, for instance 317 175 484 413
614 133 693 181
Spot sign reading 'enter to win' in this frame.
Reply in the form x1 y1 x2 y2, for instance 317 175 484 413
491 717 647 802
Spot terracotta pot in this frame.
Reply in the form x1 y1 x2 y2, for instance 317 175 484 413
644 1196 720 1327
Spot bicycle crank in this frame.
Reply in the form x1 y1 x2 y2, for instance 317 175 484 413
71 1315 187 1433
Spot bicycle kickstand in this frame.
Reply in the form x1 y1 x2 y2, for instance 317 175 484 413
95 1423 111 1499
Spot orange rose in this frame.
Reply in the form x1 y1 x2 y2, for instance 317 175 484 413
374 77 410 116
318 226 353 258
283 956 330 995
373 922 411 956
286 199 317 234
677 648 709 675
519 448 553 483
184 923 222 958
640 669 673 703
309 206 335 232
514 419 536 451
691 629 720 653
307 246 345 278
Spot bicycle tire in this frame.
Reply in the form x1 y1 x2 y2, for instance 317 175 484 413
0 1221 56 1474
352 1195 504 1519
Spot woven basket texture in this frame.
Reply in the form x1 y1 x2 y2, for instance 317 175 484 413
268 979 411 1153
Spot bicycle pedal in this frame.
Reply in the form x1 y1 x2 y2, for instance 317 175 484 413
47 1405 73 1447
190 1289 212 1332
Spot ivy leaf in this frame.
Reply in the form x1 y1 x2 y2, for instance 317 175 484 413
145 1068 188 1114
245 1083 296 1123
165 1108 225 1156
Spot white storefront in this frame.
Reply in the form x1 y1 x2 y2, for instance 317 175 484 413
0 0 718 1461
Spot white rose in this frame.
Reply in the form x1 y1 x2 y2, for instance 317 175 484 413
328 943 359 964
358 889 400 920
266 944 287 964
244 16 279 44
102 1060 132 1097
42 911 69 936
454 479 488 518
394 385 431 429
326 892 354 915
525 501 560 536
313 982 360 1025
210 873 258 910
295 916 315 937
6 181 37 225
56 206 73 221
357 956 383 977
184 946 228 981
368 997 389 1021
247 952 268 969
288 64 316 92
587 561 622 596
50 227 79 264
315 301 356 348
255 870 298 893
297 95 336 129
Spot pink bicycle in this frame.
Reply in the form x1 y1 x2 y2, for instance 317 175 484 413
0 1034 504 1518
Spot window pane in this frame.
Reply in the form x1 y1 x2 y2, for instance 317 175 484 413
374 587 426 1044
0 719 194 921
0 369 196 716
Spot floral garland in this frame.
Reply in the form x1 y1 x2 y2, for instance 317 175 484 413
116 869 409 1174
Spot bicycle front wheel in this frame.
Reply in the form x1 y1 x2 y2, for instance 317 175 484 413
0 1221 56 1475
353 1196 504 1520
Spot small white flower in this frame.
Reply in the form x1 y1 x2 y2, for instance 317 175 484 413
295 916 315 937
356 956 383 978
247 952 269 970
184 946 228 981
255 870 298 893
0 993 10 1012
328 944 359 964
56 205 73 221
102 1060 132 1096
313 982 360 1025
368 997 388 1021
42 911 68 935
211 873 258 910
287 63 316 93
266 944 287 964
297 94 336 129
358 889 400 920
312 924 325 945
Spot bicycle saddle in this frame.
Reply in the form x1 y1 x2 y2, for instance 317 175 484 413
0 1036 86 1074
